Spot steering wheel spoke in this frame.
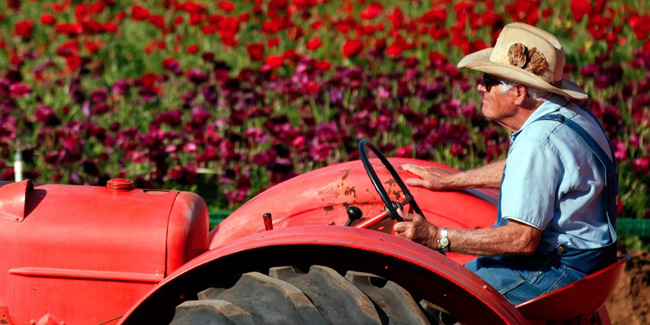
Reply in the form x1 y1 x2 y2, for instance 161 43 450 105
359 140 423 223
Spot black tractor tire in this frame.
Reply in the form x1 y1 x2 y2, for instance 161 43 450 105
170 265 444 324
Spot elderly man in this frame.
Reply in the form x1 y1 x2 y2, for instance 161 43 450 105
394 23 618 304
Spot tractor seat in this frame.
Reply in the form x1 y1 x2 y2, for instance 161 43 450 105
515 254 630 322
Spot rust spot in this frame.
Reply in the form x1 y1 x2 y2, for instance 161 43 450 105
324 205 335 212
384 179 396 186
342 169 351 180
344 186 357 198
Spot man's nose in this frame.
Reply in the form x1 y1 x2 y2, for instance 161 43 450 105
477 82 486 93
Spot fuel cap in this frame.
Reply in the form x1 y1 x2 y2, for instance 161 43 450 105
107 178 134 191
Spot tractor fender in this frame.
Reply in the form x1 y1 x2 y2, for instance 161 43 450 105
121 226 528 324
209 158 499 266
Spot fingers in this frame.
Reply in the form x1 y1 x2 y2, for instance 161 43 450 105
400 212 417 222
405 178 430 188
402 164 428 177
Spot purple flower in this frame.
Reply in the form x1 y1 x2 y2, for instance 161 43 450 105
253 148 276 166
162 57 182 75
186 68 209 85
91 87 109 103
112 79 130 95
9 83 31 98
34 105 61 126
632 156 650 173
202 85 219 105
244 127 269 144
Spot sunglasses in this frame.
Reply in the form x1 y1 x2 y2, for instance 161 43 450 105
481 74 505 91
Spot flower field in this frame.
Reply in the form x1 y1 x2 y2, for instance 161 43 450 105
0 0 649 227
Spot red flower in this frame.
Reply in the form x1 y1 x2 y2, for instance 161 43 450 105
342 39 363 58
131 6 150 21
428 51 447 66
570 0 592 22
14 20 34 38
360 3 383 20
65 55 82 72
310 20 323 30
85 41 100 54
314 60 331 72
41 14 56 25
386 42 403 56
421 9 447 24
190 13 203 25
201 24 218 35
148 15 166 30
247 43 265 61
389 8 404 29
141 73 159 88
469 39 489 53
630 14 650 40
306 37 322 50
181 1 206 13
268 37 280 48
335 17 356 33
305 81 320 95
264 55 285 69
55 23 83 36
102 22 118 33
262 19 284 34
218 1 235 12
187 44 199 54
218 16 239 35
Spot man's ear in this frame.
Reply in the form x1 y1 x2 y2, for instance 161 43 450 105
514 85 527 105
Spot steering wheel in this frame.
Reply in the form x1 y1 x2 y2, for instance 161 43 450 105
359 140 423 222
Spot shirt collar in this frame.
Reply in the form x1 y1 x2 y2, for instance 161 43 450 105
511 94 570 140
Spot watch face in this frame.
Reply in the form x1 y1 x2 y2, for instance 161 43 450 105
439 237 449 247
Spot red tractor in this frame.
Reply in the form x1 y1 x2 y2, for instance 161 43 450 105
0 142 627 324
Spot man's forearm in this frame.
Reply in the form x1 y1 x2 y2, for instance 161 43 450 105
434 220 541 256
447 159 505 189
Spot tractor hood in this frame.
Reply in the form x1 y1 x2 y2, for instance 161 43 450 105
0 179 208 324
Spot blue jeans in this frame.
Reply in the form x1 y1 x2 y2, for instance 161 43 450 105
465 255 586 305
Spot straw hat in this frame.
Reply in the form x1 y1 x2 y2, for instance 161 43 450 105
457 22 587 100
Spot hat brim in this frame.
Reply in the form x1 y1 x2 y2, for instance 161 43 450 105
458 48 588 100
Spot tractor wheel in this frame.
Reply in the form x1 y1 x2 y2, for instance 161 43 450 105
170 265 448 324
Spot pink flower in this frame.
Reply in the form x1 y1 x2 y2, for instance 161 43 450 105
396 145 412 158
10 83 31 97
632 156 650 173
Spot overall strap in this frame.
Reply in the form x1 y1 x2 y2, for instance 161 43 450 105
535 114 616 176
533 113 618 242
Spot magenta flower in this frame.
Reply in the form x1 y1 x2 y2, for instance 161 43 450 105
9 83 31 97
632 156 649 173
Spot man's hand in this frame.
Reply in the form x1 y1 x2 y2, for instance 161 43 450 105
402 164 456 190
394 212 439 250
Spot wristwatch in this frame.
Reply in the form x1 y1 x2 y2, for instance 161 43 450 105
438 227 450 253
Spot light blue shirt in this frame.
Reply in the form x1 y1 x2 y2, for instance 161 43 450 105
499 95 616 252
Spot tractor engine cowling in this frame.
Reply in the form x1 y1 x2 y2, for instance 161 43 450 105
0 179 209 325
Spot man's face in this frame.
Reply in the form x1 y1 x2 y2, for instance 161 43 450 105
477 74 519 127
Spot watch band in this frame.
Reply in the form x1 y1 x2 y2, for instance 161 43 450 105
438 227 450 253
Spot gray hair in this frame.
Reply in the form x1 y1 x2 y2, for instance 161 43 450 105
498 80 551 103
